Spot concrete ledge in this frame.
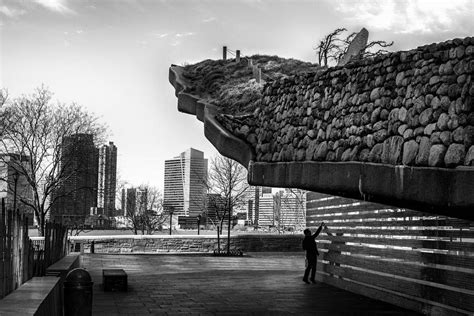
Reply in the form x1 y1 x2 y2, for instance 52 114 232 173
0 277 61 316
45 253 80 278
249 161 474 220
169 65 255 167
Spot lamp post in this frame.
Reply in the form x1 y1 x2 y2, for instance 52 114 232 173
197 215 202 235
168 207 174 236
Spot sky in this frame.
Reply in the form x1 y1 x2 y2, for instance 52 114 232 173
1 0 473 189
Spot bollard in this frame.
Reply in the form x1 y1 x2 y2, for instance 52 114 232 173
90 241 95 254
64 268 93 316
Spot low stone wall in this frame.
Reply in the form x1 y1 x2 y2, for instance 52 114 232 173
69 234 303 254
0 277 61 316
219 37 474 168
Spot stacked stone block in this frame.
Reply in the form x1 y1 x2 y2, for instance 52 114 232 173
218 37 474 168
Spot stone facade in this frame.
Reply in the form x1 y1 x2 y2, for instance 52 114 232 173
71 235 303 254
218 37 474 168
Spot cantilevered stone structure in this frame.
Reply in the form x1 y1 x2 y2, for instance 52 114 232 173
169 37 474 220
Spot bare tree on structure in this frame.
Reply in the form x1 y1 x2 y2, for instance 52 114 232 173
314 27 394 67
208 154 249 254
0 87 107 236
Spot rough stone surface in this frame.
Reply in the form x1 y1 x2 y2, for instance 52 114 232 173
465 145 474 166
428 144 447 167
444 144 465 167
337 28 369 66
213 36 474 169
403 140 419 165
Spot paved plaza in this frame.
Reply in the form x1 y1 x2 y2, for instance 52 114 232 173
82 253 419 315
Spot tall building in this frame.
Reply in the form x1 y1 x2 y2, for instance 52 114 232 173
163 148 208 217
274 189 307 229
97 142 117 217
0 154 34 223
257 188 274 226
122 187 148 216
50 134 99 224
243 186 272 226
204 193 226 223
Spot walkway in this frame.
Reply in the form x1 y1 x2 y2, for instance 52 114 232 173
82 253 420 315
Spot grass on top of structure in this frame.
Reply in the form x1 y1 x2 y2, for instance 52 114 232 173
182 55 321 115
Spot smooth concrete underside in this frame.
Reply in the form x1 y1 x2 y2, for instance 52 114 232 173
169 65 474 220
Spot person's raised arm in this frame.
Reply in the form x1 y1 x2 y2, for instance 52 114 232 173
323 223 333 236
312 222 324 238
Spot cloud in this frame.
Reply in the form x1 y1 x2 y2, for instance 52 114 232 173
75 29 83 34
333 0 473 34
155 33 168 38
202 17 216 23
33 0 75 14
0 5 26 18
175 32 195 38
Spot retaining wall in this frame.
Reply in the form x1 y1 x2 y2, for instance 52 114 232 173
69 234 302 254
219 37 474 168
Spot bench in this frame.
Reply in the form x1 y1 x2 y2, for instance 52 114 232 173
103 269 127 292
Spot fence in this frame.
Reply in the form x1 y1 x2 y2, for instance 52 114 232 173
0 198 69 298
222 46 263 83
307 192 474 315
0 198 32 298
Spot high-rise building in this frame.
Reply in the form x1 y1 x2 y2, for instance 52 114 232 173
274 189 307 229
0 154 34 223
97 142 117 217
50 134 99 224
163 148 208 217
243 186 272 226
257 189 274 226
122 187 148 216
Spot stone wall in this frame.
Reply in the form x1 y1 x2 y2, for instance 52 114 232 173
219 37 474 168
70 234 303 254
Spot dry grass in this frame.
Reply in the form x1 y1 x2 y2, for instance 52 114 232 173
182 55 321 114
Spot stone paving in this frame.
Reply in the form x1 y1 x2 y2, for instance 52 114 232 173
82 253 420 316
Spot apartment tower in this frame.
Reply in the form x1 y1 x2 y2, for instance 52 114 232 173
50 134 99 224
163 148 208 217
97 142 117 217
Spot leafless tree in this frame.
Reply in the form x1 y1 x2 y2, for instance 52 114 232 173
314 27 394 67
140 185 167 235
274 189 306 234
0 87 107 236
208 154 249 254
124 184 168 235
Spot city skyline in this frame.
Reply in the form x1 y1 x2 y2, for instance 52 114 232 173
1 0 473 189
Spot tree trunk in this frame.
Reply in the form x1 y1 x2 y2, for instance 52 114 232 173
227 207 231 255
217 225 220 253
38 212 46 237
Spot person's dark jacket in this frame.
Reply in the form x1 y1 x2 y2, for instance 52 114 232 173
302 225 323 258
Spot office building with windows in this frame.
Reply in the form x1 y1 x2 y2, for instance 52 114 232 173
163 148 207 217
97 141 117 217
50 133 99 224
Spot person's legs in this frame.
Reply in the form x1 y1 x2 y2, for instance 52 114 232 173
303 265 311 283
306 256 316 282
310 260 317 282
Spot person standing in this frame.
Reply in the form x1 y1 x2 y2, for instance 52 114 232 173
302 222 324 284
